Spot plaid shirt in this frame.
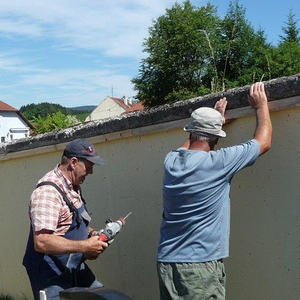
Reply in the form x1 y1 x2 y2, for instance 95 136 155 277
30 165 84 235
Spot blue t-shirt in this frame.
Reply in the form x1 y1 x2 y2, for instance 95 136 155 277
157 139 260 262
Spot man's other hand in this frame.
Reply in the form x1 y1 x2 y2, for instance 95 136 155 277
84 236 108 259
249 82 268 108
249 82 272 155
214 97 227 124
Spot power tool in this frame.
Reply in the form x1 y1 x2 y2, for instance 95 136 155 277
98 212 131 244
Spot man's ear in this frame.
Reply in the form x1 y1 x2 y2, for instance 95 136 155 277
69 157 78 170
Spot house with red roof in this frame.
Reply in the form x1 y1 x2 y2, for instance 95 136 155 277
85 96 144 122
0 101 33 143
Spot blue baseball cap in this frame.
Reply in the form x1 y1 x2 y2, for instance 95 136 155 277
63 138 106 165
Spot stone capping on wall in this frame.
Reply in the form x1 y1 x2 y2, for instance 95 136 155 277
0 73 300 158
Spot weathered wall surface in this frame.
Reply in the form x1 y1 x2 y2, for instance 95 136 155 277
0 75 299 299
0 106 299 300
222 107 300 300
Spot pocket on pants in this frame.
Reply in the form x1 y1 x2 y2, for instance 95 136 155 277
175 263 220 298
218 262 226 287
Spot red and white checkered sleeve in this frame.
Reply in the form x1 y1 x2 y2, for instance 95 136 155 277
30 185 62 232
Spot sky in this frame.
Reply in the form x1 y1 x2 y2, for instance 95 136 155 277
0 0 299 109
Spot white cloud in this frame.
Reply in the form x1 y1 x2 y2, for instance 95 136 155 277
19 68 134 101
0 51 48 73
0 18 42 37
21 68 130 87
0 47 135 106
0 0 183 107
1 65 135 107
0 0 178 59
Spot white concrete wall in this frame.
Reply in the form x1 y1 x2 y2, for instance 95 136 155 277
0 105 299 299
86 98 125 121
0 112 30 142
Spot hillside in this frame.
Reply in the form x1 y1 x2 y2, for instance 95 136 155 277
68 105 96 112
20 102 96 122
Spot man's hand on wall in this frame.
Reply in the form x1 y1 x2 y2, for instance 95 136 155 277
214 97 227 124
249 82 268 108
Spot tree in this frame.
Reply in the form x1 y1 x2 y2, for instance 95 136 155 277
20 102 72 120
132 1 220 106
20 102 90 122
268 42 300 78
132 0 272 107
280 10 300 44
213 2 272 87
32 111 79 134
268 10 300 78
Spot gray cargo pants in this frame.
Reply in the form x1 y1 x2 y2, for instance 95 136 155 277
157 260 226 300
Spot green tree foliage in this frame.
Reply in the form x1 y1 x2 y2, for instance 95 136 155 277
269 10 300 78
213 2 272 88
132 1 220 106
20 102 91 131
20 102 74 120
73 112 90 122
32 111 79 134
280 10 300 44
20 102 90 122
133 0 299 107
269 42 300 78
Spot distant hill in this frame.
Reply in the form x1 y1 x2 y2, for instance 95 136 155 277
68 105 96 112
20 102 96 122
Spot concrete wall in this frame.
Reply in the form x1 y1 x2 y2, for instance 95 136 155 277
0 105 299 299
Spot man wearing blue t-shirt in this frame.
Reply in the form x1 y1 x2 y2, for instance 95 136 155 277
157 82 272 299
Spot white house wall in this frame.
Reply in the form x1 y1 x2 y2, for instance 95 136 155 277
86 98 125 121
0 111 30 142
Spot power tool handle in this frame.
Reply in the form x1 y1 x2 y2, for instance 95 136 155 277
99 233 108 242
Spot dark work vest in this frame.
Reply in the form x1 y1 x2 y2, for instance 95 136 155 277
23 181 91 295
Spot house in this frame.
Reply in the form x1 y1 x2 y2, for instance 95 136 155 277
0 101 33 143
85 96 144 122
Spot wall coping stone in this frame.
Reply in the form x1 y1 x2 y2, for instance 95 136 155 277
1 73 300 155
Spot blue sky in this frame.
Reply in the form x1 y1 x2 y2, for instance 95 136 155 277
0 0 299 109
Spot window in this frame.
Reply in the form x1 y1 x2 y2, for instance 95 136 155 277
10 134 13 140
1 137 5 143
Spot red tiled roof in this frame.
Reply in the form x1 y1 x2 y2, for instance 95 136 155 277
124 102 144 113
0 101 18 112
110 97 144 113
111 97 130 110
0 100 33 128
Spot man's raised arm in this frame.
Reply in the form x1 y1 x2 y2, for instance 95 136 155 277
248 82 272 155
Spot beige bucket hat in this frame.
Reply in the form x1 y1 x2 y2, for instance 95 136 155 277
184 107 226 138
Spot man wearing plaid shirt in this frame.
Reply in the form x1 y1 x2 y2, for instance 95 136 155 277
23 138 108 300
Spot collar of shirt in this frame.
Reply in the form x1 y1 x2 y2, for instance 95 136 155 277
53 164 83 206
54 164 73 191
